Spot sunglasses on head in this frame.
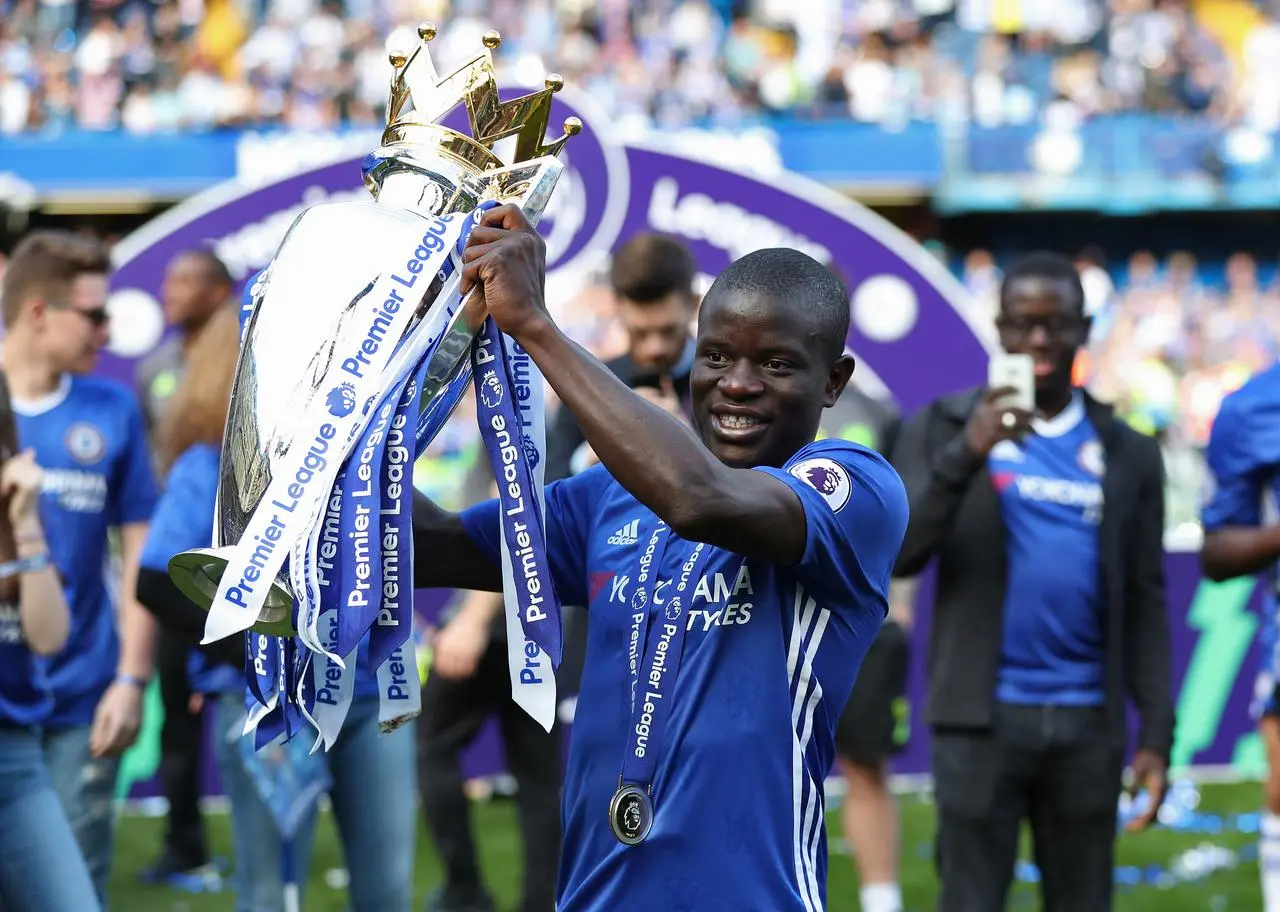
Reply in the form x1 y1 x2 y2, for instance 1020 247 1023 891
47 300 110 328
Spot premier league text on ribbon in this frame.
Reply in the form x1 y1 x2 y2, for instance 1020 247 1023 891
338 220 450 381
376 408 410 631
474 334 551 632
223 422 337 612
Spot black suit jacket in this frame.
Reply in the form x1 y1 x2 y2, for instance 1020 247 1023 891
891 387 1176 760
544 350 693 483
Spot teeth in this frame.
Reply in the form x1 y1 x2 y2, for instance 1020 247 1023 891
717 415 759 430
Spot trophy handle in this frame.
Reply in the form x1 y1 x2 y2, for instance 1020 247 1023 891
0 374 20 604
169 547 296 638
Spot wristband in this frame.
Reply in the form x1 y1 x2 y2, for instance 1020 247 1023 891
114 674 149 690
0 551 50 580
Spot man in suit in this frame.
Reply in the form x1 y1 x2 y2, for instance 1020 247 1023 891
544 233 698 481
890 252 1174 912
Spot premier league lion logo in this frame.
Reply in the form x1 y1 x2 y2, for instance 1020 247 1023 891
788 457 853 512
522 434 541 470
622 800 643 835
479 370 503 410
805 465 841 496
326 382 357 418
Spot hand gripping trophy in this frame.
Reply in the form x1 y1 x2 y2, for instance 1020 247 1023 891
169 24 575 745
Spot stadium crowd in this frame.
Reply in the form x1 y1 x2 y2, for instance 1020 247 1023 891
2 0 1280 134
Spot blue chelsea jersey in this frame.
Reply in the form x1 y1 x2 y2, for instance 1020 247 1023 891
461 439 908 911
1202 364 1280 692
0 599 53 726
142 443 382 699
1202 363 1280 538
15 374 158 727
988 394 1106 706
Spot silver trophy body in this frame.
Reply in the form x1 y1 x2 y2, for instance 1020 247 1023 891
169 26 576 635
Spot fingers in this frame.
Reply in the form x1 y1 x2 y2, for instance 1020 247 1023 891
477 203 531 231
463 226 509 251
985 385 1020 403
89 710 111 758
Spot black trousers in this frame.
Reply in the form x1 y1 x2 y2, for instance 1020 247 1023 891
417 634 563 912
157 626 207 869
931 703 1122 912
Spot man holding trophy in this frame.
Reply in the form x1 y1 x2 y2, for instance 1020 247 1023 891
170 23 907 910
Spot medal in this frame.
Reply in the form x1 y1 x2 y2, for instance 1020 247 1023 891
609 520 717 847
609 783 653 845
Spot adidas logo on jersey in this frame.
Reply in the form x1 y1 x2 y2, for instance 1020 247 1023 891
607 519 640 546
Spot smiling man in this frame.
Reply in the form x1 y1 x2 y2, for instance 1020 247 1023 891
413 206 908 911
890 252 1174 912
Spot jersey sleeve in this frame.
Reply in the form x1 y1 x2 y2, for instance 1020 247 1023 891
109 394 160 526
139 451 215 572
756 440 909 621
459 464 612 606
1202 390 1264 531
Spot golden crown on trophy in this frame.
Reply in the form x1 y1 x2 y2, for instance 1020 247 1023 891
381 23 581 171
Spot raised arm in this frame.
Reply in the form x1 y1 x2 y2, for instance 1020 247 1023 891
459 205 817 565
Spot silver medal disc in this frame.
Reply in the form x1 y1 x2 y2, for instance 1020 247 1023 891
609 784 653 846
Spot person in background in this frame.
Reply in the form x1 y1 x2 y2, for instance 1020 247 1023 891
820 380 915 912
134 248 234 886
136 249 233 440
418 457 563 912
891 252 1174 912
136 296 417 912
1200 359 1280 912
0 446 102 911
0 230 159 907
544 232 699 481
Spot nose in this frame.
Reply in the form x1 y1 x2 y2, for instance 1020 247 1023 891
1027 323 1051 348
718 360 764 399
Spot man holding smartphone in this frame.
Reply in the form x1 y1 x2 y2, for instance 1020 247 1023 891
889 252 1174 911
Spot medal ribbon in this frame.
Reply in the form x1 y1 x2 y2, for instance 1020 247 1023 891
618 519 712 798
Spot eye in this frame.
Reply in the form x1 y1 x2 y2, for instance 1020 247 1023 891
702 350 729 366
763 359 792 372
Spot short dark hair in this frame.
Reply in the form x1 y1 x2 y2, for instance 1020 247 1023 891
609 233 696 305
1001 251 1085 314
704 248 849 362
177 248 233 288
2 231 111 328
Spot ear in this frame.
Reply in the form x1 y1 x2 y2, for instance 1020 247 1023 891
22 296 47 327
824 353 855 407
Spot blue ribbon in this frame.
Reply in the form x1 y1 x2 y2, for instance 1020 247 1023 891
471 316 562 666
617 520 711 794
367 365 423 670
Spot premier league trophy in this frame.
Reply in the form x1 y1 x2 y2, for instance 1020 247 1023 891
168 24 573 745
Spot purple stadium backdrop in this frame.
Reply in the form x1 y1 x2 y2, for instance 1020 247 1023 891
101 90 1267 797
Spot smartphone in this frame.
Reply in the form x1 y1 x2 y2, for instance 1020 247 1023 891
987 353 1035 413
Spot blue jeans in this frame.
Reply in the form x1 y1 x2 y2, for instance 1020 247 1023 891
215 693 417 912
43 725 119 910
0 727 101 911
